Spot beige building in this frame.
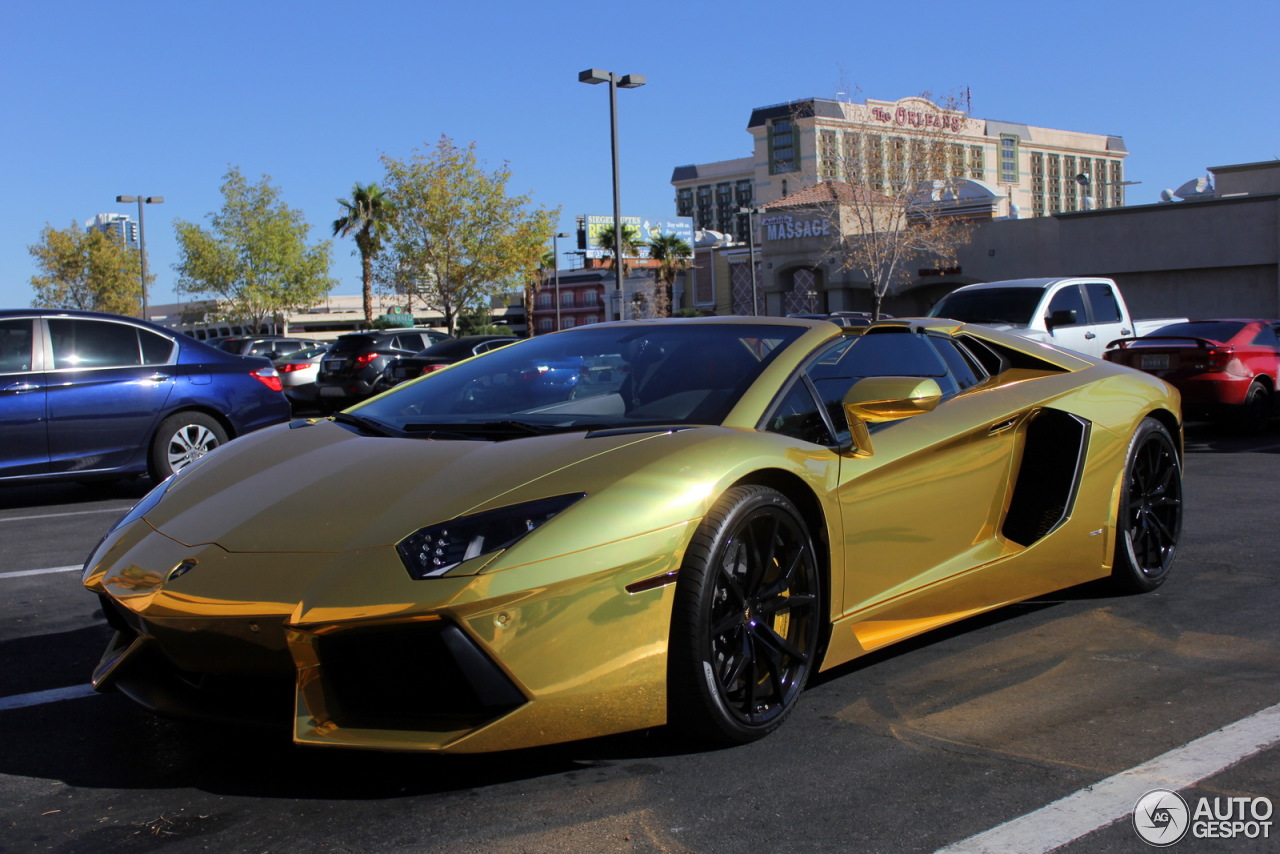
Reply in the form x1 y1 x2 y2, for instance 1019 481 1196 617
672 95 1129 242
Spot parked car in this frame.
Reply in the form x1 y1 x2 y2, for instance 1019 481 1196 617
1105 318 1280 432
314 329 450 410
379 335 518 390
84 316 1183 753
273 343 331 409
0 309 291 484
928 277 1183 359
215 336 326 359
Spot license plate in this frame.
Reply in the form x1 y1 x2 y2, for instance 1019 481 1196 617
324 359 347 372
1141 354 1169 370
319 386 345 397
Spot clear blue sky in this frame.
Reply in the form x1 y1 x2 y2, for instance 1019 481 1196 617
3 0 1276 310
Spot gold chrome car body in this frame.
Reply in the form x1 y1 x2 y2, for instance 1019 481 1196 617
84 316 1182 752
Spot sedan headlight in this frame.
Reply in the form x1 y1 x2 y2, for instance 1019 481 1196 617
397 493 586 580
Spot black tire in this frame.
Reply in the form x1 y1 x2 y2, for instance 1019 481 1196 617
1111 418 1182 593
148 412 229 481
1234 381 1271 435
668 485 823 745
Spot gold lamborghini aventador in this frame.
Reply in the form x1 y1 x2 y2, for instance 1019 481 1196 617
83 316 1183 753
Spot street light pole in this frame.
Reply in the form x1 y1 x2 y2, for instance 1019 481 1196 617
116 195 164 320
579 68 645 321
552 231 569 331
739 206 765 315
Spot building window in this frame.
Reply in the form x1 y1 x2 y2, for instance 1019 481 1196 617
676 187 693 217
1031 151 1046 217
999 134 1019 184
888 136 908 190
561 291 575 308
867 134 885 190
1110 160 1124 207
1047 153 1062 212
969 145 984 180
819 129 839 181
563 317 576 329
538 318 554 333
537 292 553 308
1063 155 1078 210
769 118 796 175
696 184 713 229
716 182 734 233
844 133 862 184
735 179 753 205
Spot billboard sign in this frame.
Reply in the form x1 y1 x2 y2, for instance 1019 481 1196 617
581 214 694 259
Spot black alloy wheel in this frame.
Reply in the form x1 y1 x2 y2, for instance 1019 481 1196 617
668 485 823 744
1112 418 1183 593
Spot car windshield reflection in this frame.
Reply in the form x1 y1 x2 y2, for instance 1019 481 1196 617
354 323 805 436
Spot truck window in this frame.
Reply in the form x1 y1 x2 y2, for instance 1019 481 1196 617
1047 286 1087 326
1084 282 1123 323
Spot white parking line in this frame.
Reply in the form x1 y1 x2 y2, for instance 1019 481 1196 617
0 507 124 523
0 684 98 712
0 565 83 579
937 701 1280 853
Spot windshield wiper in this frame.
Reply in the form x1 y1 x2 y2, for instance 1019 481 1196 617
330 411 397 437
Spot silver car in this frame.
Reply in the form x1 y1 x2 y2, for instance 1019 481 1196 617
274 344 330 408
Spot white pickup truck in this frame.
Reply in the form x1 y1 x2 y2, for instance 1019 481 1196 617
927 277 1183 360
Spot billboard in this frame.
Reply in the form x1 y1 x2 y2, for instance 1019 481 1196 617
579 214 694 260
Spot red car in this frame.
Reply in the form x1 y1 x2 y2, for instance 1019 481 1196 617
1105 319 1280 431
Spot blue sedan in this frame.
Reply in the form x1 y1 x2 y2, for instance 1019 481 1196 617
0 309 291 483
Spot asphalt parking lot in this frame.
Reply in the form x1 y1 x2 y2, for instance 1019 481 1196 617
0 422 1276 853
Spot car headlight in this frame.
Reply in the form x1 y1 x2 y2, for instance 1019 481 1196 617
397 493 586 580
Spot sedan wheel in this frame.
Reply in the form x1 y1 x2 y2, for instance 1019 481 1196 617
1112 418 1182 593
1235 381 1272 435
668 485 823 744
149 412 229 481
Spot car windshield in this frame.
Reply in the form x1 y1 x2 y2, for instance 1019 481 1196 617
928 287 1045 326
353 322 805 437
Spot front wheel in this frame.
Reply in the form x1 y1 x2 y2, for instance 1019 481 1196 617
149 412 228 481
1112 418 1182 593
668 485 823 745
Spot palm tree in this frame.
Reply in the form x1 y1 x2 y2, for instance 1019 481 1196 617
333 183 394 326
648 233 692 317
524 248 557 335
595 224 646 280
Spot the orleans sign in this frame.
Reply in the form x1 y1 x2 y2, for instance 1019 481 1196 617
763 215 832 242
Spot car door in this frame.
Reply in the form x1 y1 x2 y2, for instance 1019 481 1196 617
1082 281 1131 350
0 317 49 478
1043 283 1099 356
43 317 177 475
811 330 1031 620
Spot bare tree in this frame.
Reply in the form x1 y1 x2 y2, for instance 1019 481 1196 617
779 91 976 319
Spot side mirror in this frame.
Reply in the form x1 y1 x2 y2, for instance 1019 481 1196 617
841 376 943 456
1046 309 1078 330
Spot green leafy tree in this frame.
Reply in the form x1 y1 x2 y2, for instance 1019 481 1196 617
595 223 646 280
647 232 692 317
173 167 335 333
28 222 145 315
377 136 557 335
333 182 394 327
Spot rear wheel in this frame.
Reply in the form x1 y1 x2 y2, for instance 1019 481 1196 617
1234 381 1271 434
1112 418 1182 593
149 412 228 481
668 485 823 744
